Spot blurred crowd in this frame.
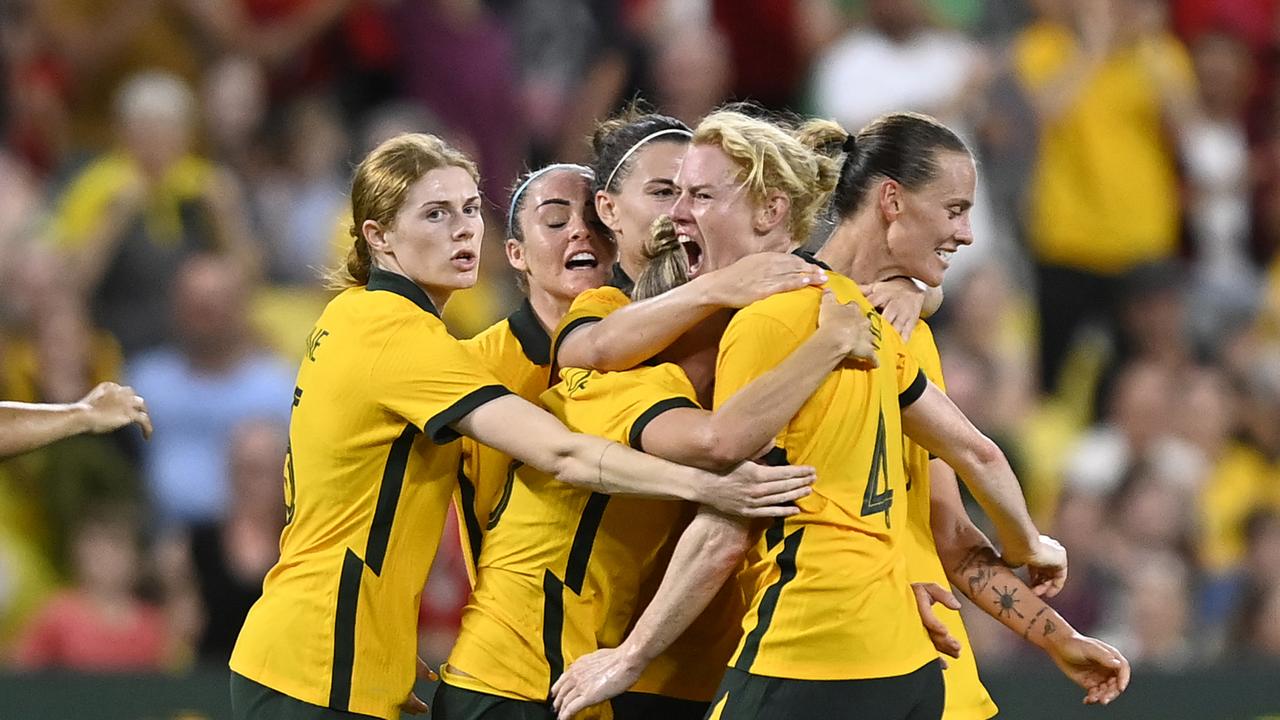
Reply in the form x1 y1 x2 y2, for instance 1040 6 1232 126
1 0 1279 680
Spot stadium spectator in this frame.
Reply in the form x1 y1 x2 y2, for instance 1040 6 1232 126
1013 0 1196 394
127 254 293 530
11 507 171 671
46 71 260 358
156 420 286 665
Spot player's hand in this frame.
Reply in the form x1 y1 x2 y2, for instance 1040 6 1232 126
551 646 644 720
709 252 827 308
911 582 962 664
398 656 438 715
1044 632 1130 705
702 461 815 518
1023 535 1068 597
860 277 924 341
78 382 153 439
817 290 879 368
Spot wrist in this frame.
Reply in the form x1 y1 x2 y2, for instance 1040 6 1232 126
690 272 724 307
67 402 95 435
619 632 659 667
811 328 852 362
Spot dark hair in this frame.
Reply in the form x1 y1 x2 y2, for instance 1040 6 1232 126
506 163 593 241
827 112 970 220
590 104 691 195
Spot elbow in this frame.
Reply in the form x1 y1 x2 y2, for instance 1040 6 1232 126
695 425 744 473
702 521 750 576
547 437 590 488
960 433 1003 477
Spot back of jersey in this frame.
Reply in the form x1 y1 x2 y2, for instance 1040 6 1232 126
712 273 935 682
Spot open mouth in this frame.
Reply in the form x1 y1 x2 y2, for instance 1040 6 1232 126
564 251 600 271
681 236 704 275
451 249 477 269
935 248 954 264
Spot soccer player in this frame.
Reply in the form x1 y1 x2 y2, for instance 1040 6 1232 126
550 111 1063 720
0 381 152 459
454 163 615 578
227 133 817 720
814 112 1130 717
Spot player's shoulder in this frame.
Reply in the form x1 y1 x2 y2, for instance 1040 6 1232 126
568 285 630 314
462 316 513 355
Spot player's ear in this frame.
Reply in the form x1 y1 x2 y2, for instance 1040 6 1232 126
878 179 904 223
754 190 790 234
506 237 528 274
595 191 623 235
363 219 391 255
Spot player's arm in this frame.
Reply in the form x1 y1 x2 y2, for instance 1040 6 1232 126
552 506 749 720
452 395 813 518
901 383 1063 576
556 252 826 371
641 291 877 471
0 382 153 459
929 459 1131 705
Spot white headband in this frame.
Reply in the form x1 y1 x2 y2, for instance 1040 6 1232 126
602 128 693 193
507 163 592 237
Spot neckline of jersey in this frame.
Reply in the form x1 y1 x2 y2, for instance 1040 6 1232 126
507 298 551 366
366 267 441 318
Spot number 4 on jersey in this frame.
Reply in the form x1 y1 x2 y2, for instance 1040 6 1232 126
861 410 893 525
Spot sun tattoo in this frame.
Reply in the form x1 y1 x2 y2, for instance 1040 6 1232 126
994 585 1024 620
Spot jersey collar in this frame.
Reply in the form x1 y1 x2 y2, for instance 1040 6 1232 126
607 263 635 295
366 267 441 318
792 248 832 271
507 298 551 366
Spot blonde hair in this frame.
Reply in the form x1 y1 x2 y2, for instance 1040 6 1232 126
632 111 844 300
326 133 480 289
632 216 689 301
694 110 843 244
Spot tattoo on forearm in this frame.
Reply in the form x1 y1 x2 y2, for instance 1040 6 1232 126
994 585 1024 620
955 545 1003 599
1022 606 1049 640
1043 618 1057 637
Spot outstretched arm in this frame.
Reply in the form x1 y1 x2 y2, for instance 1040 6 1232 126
453 395 814 518
930 459 1130 705
556 253 826 371
0 382 153 459
551 507 750 719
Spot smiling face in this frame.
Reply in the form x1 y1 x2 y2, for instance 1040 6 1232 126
509 168 615 303
598 140 687 275
884 150 976 287
669 143 786 275
366 165 484 301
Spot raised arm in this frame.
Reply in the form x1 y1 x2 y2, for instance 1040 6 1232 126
641 291 877 471
452 395 814 518
901 383 1060 573
556 252 826 371
929 459 1130 705
0 382 153 459
552 507 750 719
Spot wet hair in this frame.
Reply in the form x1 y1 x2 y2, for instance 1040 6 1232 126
327 133 479 289
827 111 970 221
590 106 692 195
633 110 844 299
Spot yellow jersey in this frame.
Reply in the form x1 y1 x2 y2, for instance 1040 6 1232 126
714 273 935 681
443 364 699 712
551 285 633 369
456 300 553 582
230 268 512 720
1014 22 1193 274
903 321 998 719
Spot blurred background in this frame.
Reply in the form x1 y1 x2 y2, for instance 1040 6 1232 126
1 0 1280 717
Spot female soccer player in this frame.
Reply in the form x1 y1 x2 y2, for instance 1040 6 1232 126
227 133 816 720
550 111 1065 720
455 163 615 576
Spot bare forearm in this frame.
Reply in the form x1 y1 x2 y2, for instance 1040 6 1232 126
0 403 91 459
618 510 749 664
708 332 845 467
557 275 720 371
902 386 1039 558
948 543 1072 651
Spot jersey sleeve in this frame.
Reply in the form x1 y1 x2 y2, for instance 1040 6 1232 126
374 319 513 444
881 318 927 408
550 286 631 366
713 309 806 410
543 364 699 450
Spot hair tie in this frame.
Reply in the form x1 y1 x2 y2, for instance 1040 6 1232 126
842 134 858 154
507 163 592 238
603 128 693 193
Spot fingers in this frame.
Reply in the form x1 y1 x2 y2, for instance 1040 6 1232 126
742 504 802 518
416 656 438 682
924 582 962 611
752 464 818 485
136 410 154 440
911 583 962 658
753 485 814 507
